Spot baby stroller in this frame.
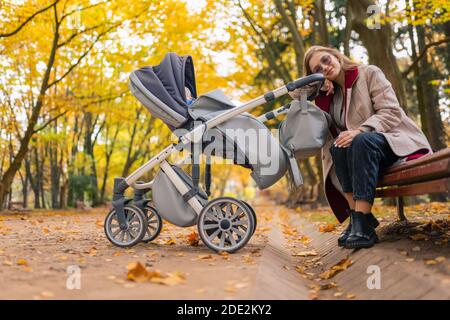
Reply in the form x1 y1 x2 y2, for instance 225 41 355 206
104 53 324 253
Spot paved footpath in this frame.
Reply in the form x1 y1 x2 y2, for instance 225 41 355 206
0 198 448 299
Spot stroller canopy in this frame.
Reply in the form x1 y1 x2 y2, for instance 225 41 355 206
129 53 197 128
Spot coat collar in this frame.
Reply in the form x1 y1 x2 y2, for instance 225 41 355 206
314 67 359 113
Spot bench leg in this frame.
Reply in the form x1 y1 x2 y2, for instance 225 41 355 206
397 196 407 221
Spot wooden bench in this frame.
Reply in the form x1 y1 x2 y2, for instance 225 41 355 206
376 148 450 221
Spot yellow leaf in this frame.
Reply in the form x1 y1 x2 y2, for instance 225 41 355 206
319 223 335 233
409 233 428 241
17 258 28 266
197 254 213 260
292 250 318 257
151 272 186 286
40 291 54 298
127 262 150 282
320 258 353 280
95 219 104 227
3 260 13 266
165 238 176 245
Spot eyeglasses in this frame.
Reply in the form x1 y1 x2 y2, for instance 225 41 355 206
312 54 332 74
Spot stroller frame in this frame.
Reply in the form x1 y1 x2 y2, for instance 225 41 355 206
105 73 324 252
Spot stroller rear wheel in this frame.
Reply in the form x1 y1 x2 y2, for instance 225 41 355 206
198 197 255 253
141 204 163 243
104 205 147 247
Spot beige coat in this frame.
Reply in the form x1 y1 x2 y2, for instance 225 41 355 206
320 64 432 222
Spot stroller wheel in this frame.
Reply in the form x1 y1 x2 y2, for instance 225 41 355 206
104 205 147 248
198 197 255 253
141 205 163 243
239 200 257 235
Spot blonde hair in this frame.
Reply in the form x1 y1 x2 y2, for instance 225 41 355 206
303 45 360 75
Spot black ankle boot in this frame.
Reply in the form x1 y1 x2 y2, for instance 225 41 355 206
337 209 354 247
345 211 378 249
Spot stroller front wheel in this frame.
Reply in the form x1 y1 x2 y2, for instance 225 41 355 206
141 205 163 243
104 205 147 247
198 197 255 253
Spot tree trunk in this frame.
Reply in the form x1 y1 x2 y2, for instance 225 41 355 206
0 4 60 209
315 0 329 45
348 0 408 111
416 25 446 151
84 112 100 206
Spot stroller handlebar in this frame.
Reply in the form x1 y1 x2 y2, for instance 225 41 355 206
286 73 326 92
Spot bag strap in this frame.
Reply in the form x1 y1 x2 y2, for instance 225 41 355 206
280 144 303 187
300 91 308 114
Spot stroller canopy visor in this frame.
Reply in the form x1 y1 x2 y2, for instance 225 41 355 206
130 53 197 127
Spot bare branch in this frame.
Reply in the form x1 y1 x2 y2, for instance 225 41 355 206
33 110 69 133
48 23 120 88
60 0 111 22
57 21 111 48
0 0 60 38
402 37 450 77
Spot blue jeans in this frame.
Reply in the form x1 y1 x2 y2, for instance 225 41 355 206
330 132 400 204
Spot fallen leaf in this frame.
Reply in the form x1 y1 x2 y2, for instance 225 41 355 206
346 293 356 299
40 291 54 298
3 260 13 266
186 232 199 246
409 233 429 241
320 258 353 280
127 262 151 282
151 272 186 286
412 246 421 252
319 223 336 233
165 238 176 245
405 258 415 262
197 254 213 260
95 219 104 228
334 292 344 297
295 265 306 274
17 258 28 266
308 290 319 300
126 261 186 286
298 235 311 244
42 227 50 234
292 250 318 257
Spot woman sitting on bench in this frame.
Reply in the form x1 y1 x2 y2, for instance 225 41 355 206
290 46 432 249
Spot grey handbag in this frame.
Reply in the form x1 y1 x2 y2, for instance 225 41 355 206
279 92 331 160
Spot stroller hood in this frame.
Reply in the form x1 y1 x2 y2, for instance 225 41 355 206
129 53 196 128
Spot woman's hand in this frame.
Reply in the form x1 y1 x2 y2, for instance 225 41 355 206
334 130 361 148
289 78 335 100
321 79 334 96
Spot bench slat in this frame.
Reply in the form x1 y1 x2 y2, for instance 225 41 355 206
378 158 450 187
382 148 450 175
376 177 450 198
